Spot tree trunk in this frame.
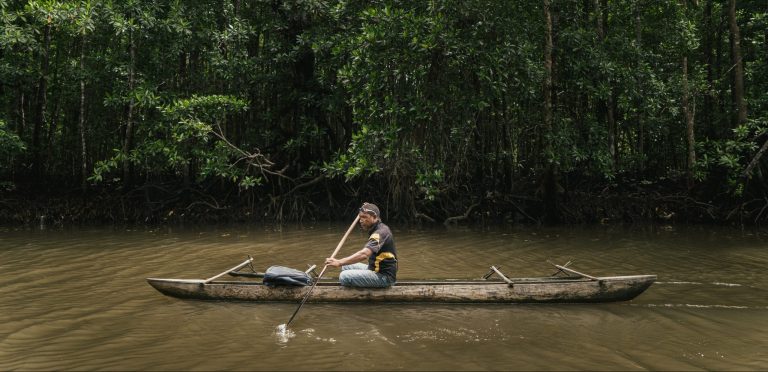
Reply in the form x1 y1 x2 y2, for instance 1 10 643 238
177 52 187 93
543 0 553 153
594 0 617 172
728 0 746 126
46 43 63 174
682 55 696 189
46 91 59 175
679 0 696 189
607 94 617 170
715 8 725 136
32 20 52 176
0 47 3 120
542 0 559 224
122 27 136 187
79 35 88 191
634 0 645 172
703 0 714 136
19 93 26 135
603 0 618 171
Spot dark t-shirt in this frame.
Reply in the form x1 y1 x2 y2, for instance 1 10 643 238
364 222 398 281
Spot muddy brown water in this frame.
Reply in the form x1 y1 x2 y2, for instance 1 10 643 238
1 224 767 370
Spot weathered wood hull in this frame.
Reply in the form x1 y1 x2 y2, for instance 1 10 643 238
146 275 656 303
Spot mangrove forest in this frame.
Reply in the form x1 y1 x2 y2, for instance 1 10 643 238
0 0 767 225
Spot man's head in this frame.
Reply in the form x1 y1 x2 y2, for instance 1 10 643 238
358 202 380 230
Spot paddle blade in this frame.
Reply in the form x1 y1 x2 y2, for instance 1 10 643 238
275 323 295 343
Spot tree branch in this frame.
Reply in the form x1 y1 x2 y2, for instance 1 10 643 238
211 124 293 181
444 201 480 226
742 137 768 179
284 174 325 196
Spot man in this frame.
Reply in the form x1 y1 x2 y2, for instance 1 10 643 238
325 202 397 288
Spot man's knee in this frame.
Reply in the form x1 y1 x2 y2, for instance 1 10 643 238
339 270 358 287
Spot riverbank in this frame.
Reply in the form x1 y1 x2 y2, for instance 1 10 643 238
1 176 760 227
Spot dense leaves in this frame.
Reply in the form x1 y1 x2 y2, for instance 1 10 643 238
0 0 766 224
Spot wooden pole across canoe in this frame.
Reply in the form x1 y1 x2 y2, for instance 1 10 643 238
203 257 254 284
285 214 361 327
554 264 599 281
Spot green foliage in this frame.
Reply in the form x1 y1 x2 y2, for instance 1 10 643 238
1 0 767 219
0 119 25 191
327 1 541 207
91 95 256 188
696 117 768 196
416 166 444 201
0 120 26 164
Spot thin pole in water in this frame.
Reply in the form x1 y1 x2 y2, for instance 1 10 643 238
285 214 361 327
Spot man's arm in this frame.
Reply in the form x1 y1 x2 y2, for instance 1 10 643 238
325 247 372 267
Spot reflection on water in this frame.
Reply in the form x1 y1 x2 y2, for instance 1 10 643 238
1 224 767 370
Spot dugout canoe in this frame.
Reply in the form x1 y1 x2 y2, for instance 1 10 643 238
146 258 656 304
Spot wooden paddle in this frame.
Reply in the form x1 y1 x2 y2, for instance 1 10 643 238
284 214 361 327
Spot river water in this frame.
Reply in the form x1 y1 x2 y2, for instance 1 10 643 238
1 223 767 370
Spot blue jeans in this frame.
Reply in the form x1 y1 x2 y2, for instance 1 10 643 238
339 263 395 288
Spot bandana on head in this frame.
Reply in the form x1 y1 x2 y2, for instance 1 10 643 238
360 202 380 218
